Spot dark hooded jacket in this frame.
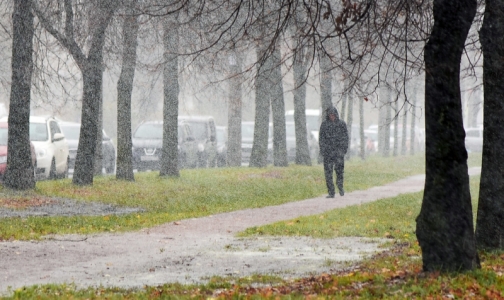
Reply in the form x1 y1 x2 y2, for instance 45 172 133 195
319 106 349 159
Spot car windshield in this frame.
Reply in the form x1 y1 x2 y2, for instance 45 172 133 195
134 123 163 139
0 128 7 146
60 126 80 140
216 129 225 143
29 122 48 141
190 123 207 140
285 115 319 132
242 124 254 140
286 123 296 137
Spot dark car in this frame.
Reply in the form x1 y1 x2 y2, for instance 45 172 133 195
178 116 217 168
59 121 116 174
132 121 198 171
216 126 227 167
0 122 37 181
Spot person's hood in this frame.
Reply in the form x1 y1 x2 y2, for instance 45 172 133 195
326 106 339 120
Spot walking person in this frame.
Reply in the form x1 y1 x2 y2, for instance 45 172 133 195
319 106 349 198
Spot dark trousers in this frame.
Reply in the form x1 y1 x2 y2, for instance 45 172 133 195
323 156 344 196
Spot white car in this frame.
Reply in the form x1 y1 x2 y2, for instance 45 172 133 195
29 116 69 179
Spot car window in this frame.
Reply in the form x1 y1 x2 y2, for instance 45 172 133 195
242 124 254 139
30 122 48 141
190 122 208 140
286 123 295 137
134 123 163 139
466 129 480 138
61 126 80 140
49 121 62 138
0 128 7 146
216 128 226 143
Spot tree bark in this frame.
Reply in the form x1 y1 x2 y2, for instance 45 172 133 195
270 47 288 167
226 51 242 167
319 51 332 118
250 45 271 168
475 0 504 251
160 14 180 177
401 103 408 155
410 85 418 155
4 0 36 190
116 0 138 181
416 0 479 272
72 3 115 185
359 94 365 160
393 100 399 157
293 46 311 165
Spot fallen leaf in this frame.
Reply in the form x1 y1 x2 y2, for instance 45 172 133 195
174 221 181 225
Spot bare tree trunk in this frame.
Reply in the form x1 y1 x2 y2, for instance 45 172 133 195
250 45 270 168
410 86 418 155
293 45 311 165
340 81 347 121
319 52 332 117
359 96 365 160
382 88 391 157
416 0 479 272
345 89 354 160
270 47 288 167
401 102 408 155
116 0 138 181
475 0 504 251
226 52 242 167
160 14 179 177
393 100 399 157
33 0 116 185
4 0 35 190
94 91 103 175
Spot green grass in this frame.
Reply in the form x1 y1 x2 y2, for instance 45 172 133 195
4 153 501 299
0 154 428 241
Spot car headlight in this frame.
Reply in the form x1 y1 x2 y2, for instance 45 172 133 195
198 143 205 152
0 156 6 164
36 148 47 159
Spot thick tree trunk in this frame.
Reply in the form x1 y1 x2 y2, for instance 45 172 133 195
116 0 138 181
416 0 479 272
160 14 180 177
93 91 103 175
250 46 271 168
72 2 115 185
475 0 504 251
270 48 288 167
226 52 242 167
4 0 35 190
293 46 311 165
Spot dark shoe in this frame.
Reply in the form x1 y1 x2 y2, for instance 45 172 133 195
326 194 335 198
339 189 344 196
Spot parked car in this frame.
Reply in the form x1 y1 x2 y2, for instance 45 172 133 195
216 126 227 167
0 122 37 181
132 120 198 171
285 109 321 142
241 121 273 165
465 126 483 152
285 122 319 162
178 115 217 168
28 116 69 180
59 121 116 174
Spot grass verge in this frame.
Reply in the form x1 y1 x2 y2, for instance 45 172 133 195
0 154 428 240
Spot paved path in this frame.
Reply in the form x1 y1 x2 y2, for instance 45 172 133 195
0 167 481 294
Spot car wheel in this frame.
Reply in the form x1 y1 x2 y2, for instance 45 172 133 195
49 158 57 180
60 157 69 179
